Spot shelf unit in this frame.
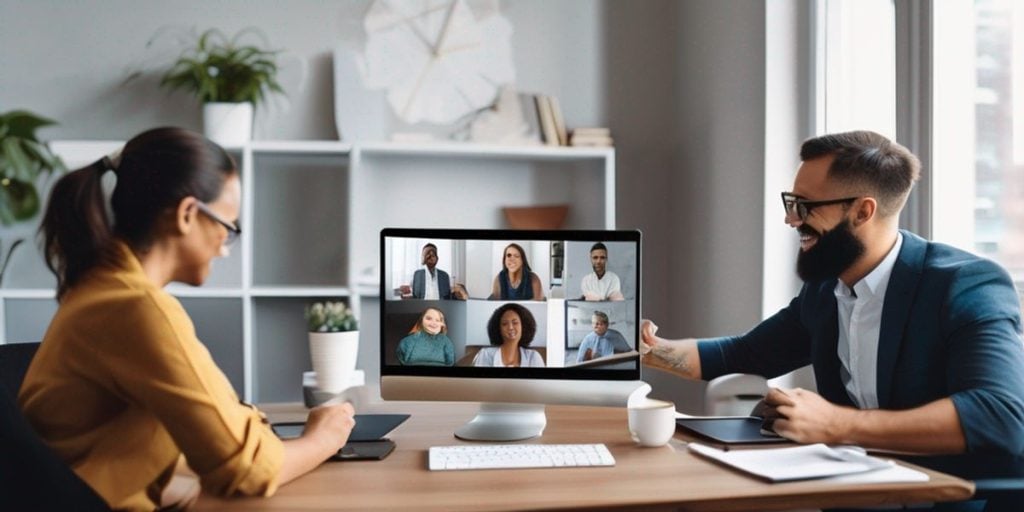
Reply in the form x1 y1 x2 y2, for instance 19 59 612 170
0 140 615 402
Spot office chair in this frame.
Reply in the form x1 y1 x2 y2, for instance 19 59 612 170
0 342 110 511
703 373 768 416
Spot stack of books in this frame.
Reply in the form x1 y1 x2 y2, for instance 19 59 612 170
526 94 614 148
534 94 567 146
569 127 613 147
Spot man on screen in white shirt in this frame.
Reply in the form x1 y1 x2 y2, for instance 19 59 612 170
580 242 624 301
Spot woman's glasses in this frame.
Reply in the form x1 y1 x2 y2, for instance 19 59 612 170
195 202 241 245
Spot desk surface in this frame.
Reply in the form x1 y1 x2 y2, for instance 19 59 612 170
195 402 973 511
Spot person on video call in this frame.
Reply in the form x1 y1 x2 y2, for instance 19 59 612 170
641 131 1024 491
580 242 625 301
576 311 631 363
472 303 546 367
396 307 455 366
18 128 356 510
403 243 467 300
489 243 545 300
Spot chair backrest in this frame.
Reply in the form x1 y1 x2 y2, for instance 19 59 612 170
0 341 41 398
703 373 769 416
0 342 110 511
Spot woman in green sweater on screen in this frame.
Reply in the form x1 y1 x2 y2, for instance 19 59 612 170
396 307 455 366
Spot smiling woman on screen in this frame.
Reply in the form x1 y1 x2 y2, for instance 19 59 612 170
18 127 355 510
473 303 545 368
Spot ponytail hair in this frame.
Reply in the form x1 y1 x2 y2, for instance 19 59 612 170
41 159 112 300
41 127 237 300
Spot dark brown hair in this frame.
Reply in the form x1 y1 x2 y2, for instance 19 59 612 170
800 130 921 218
487 303 537 347
40 127 237 299
502 243 531 273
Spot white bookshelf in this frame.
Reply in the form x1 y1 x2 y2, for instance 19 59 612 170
0 140 615 402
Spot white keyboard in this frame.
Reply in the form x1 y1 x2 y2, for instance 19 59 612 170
428 443 615 471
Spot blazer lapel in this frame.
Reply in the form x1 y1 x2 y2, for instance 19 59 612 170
875 231 926 408
812 291 852 406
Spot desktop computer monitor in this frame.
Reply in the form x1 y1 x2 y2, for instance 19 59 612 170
380 228 646 441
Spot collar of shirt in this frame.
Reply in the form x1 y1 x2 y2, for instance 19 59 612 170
491 347 525 367
834 232 904 302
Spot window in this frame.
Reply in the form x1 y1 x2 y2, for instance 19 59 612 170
932 0 1024 294
818 0 896 137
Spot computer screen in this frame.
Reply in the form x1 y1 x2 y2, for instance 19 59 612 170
380 228 645 441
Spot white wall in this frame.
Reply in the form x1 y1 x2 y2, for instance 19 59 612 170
0 0 606 140
3 0 791 412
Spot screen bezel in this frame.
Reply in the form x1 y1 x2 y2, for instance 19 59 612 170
380 227 642 381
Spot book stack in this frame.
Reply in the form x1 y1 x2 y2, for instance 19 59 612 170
569 127 613 147
534 94 567 146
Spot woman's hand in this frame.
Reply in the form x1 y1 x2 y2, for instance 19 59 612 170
304 402 356 452
277 402 357 487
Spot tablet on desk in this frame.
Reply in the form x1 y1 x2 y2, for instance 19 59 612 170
272 414 410 461
272 413 410 442
676 417 790 445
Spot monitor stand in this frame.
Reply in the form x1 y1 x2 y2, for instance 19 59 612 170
454 403 547 441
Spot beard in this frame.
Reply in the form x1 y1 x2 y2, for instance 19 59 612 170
795 218 865 282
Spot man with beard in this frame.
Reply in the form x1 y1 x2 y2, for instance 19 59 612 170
580 242 625 301
641 131 1024 501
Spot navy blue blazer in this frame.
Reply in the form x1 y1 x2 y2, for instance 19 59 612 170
698 230 1024 479
412 268 452 299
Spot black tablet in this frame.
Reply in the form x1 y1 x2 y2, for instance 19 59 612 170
676 417 789 445
272 413 410 442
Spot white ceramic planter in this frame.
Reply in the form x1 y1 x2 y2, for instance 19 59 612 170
203 102 253 147
308 331 359 393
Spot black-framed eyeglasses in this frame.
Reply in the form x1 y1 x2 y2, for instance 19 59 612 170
780 192 858 222
195 202 241 245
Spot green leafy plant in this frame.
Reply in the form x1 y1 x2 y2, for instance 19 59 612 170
0 110 65 226
305 301 358 332
160 28 285 105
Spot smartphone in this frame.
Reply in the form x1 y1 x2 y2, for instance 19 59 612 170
331 439 396 461
271 422 305 440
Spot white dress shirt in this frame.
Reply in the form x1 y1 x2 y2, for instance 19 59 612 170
580 271 622 300
422 266 440 300
834 233 903 409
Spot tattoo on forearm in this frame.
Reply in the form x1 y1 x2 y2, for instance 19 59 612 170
652 344 691 376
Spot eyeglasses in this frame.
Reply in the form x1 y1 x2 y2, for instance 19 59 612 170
195 202 241 245
780 192 858 222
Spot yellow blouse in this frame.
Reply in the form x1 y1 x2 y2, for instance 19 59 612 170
19 243 284 511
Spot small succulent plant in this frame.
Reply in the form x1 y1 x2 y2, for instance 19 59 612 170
305 301 358 332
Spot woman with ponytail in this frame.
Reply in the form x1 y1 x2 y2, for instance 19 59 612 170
18 127 356 510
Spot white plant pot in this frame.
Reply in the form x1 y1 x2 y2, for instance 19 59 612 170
203 102 253 147
308 331 359 393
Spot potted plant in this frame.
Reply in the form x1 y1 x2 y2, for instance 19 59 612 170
0 110 66 284
305 301 360 393
159 28 284 147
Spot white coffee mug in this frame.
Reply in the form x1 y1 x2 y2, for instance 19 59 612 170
628 399 677 447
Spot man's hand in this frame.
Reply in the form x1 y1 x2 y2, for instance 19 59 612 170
765 387 854 444
638 320 702 379
639 319 658 355
583 348 594 361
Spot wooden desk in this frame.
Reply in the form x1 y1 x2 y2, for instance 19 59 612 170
195 402 973 511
